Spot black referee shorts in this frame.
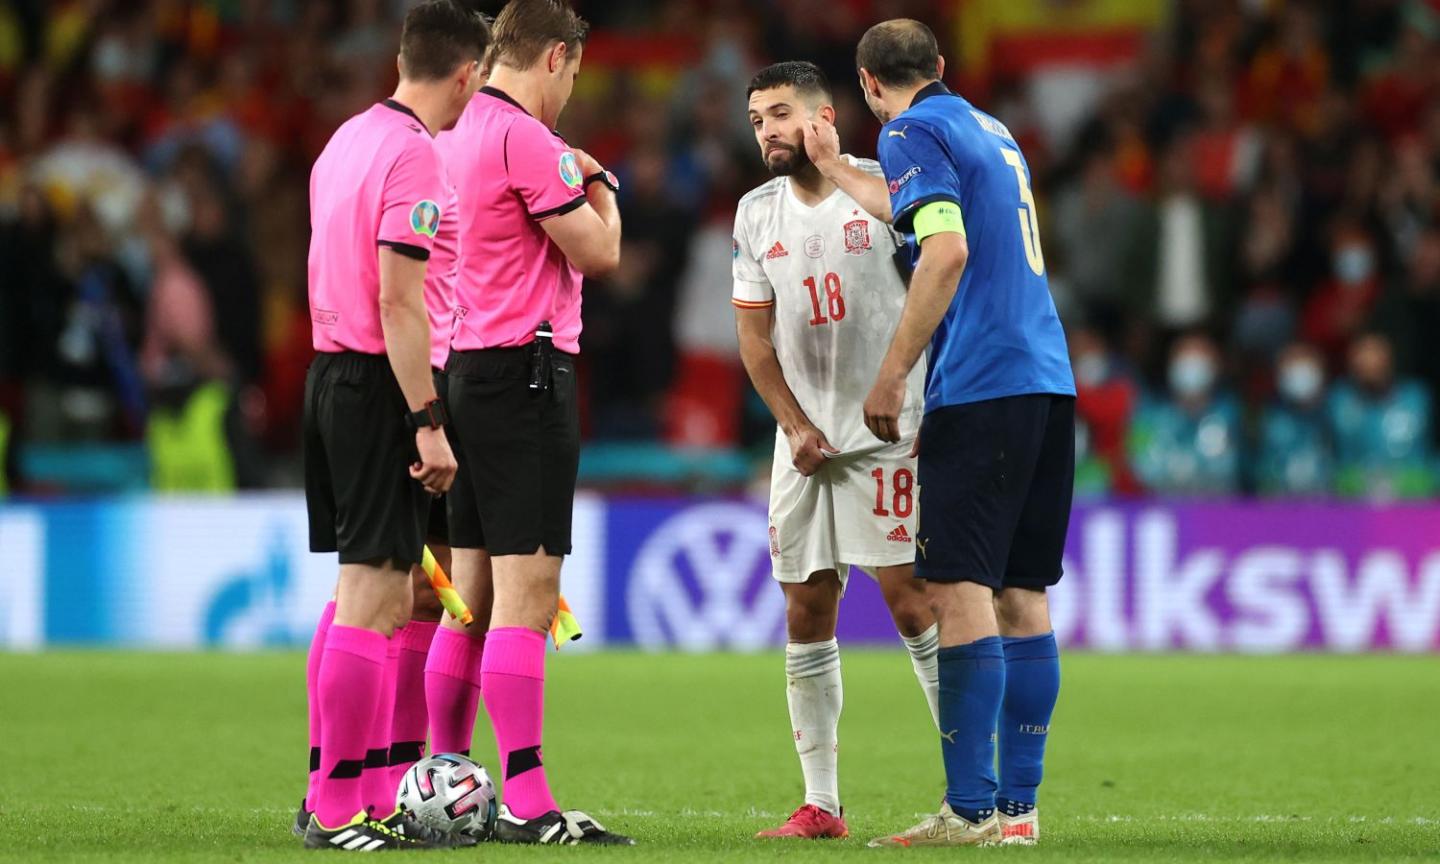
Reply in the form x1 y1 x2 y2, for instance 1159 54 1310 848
304 352 429 567
915 394 1075 591
445 347 580 556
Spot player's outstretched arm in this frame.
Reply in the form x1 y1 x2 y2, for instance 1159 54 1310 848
735 306 838 476
863 230 968 443
805 119 892 224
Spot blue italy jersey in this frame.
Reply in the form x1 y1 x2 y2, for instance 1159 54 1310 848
877 82 1074 411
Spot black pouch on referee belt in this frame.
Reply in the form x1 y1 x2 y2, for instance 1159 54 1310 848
528 320 554 392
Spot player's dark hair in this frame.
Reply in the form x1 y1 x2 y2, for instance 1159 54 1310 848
399 1 490 82
746 61 832 105
856 19 940 88
490 0 590 71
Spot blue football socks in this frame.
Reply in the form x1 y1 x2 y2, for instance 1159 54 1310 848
997 632 1060 810
936 636 1005 822
998 799 1036 817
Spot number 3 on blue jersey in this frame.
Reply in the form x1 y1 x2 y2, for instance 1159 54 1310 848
1001 148 1045 276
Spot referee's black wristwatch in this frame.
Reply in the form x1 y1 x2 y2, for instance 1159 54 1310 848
404 398 448 432
585 169 620 194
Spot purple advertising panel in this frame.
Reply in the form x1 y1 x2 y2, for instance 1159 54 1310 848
1049 503 1440 652
602 500 1440 652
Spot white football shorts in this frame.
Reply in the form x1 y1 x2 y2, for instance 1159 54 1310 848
766 428 920 589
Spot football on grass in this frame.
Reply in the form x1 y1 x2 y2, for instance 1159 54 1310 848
396 753 498 838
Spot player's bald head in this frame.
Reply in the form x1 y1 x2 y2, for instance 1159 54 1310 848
856 19 940 88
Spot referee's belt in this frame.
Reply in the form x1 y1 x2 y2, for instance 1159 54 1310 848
446 346 574 380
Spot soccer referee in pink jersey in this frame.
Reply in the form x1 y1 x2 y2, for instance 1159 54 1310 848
301 2 485 851
427 0 627 847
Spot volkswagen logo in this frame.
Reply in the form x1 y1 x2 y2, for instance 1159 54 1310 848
626 503 784 651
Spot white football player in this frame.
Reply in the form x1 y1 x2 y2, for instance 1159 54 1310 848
734 61 939 841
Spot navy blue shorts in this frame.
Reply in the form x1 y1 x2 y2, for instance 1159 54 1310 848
915 394 1075 591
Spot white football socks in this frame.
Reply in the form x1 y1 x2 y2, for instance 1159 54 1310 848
901 624 941 729
785 639 843 816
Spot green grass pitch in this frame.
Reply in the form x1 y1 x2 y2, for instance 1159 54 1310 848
0 650 1436 862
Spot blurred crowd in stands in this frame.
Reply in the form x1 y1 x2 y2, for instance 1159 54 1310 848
0 0 1437 499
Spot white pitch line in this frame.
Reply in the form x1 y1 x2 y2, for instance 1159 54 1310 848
1084 814 1438 826
54 805 296 816
43 804 1440 827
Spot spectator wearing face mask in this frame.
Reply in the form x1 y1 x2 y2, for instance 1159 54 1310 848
1327 332 1435 498
1070 326 1140 496
1301 220 1383 370
1128 333 1242 495
1256 343 1333 496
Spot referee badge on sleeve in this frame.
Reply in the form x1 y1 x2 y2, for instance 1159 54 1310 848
559 152 583 189
409 200 441 238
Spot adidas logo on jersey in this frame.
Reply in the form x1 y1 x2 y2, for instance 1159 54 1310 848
887 525 912 543
765 242 789 260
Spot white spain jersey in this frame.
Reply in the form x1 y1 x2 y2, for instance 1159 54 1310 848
732 156 926 454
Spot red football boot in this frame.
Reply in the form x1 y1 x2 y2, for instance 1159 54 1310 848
755 804 849 839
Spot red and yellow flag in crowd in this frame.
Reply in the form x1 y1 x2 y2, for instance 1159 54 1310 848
953 0 1167 78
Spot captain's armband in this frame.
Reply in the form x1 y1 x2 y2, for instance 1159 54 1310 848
913 200 966 244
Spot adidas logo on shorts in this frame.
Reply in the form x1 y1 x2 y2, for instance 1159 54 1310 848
886 525 912 543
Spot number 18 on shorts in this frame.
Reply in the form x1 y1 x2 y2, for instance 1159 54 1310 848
766 432 919 589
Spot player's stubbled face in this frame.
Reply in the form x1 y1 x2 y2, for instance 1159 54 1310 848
748 86 810 177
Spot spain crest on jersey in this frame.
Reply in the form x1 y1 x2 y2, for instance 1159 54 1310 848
843 219 871 255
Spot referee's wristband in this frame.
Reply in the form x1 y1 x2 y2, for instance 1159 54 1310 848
585 170 620 194
404 398 448 432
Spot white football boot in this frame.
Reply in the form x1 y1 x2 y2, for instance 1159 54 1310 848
867 802 1002 848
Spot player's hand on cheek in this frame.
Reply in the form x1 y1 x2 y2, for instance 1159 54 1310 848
863 374 906 444
803 119 840 167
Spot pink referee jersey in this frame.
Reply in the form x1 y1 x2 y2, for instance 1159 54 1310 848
308 99 456 368
427 179 461 370
436 87 587 355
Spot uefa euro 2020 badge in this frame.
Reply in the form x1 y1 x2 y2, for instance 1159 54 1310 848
559 151 583 189
410 200 441 238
